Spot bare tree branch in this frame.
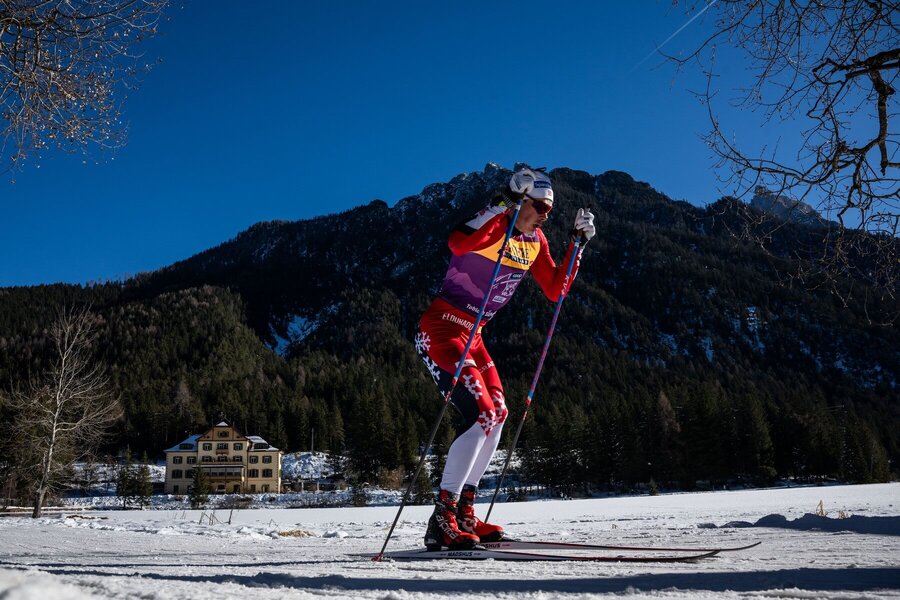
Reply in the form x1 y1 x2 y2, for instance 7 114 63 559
668 1 899 320
0 0 168 174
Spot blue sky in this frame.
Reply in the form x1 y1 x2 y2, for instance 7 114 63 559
1 2 787 287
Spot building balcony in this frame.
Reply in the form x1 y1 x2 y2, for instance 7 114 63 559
201 466 245 480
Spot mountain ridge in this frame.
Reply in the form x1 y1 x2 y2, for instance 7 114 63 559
1 164 896 489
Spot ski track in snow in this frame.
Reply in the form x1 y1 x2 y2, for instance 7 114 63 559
1 483 898 599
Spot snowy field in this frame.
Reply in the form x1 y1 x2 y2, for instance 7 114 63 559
1 482 898 599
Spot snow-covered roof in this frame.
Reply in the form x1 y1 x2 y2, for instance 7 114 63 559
164 431 279 453
215 421 229 427
164 434 201 453
247 435 280 452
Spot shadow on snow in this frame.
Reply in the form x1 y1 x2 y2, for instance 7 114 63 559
8 565 900 594
717 513 900 537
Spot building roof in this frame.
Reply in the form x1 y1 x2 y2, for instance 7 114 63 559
164 433 280 453
247 435 281 452
196 422 248 442
164 434 201 453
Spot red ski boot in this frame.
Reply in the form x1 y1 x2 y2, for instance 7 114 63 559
424 490 480 550
457 484 504 542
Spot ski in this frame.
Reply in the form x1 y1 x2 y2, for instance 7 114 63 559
374 547 720 563
480 539 761 553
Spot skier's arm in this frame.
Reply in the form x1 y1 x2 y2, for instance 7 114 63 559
531 208 594 300
448 209 509 256
530 231 582 301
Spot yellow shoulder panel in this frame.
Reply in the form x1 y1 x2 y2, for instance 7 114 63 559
473 236 541 270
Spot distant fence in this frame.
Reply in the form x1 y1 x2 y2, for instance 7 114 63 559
0 505 92 517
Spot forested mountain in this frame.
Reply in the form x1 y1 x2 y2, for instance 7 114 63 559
1 164 896 491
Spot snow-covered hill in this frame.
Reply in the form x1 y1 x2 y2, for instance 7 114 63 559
281 452 338 480
1 483 897 599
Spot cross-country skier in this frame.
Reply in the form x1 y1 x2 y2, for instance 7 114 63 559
415 167 596 550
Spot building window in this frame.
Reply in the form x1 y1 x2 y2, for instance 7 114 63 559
217 442 228 450
250 484 256 492
262 455 272 464
173 470 183 479
172 456 183 464
217 484 225 491
202 443 212 451
249 469 259 478
233 443 243 450
249 456 259 464
173 485 179 493
217 456 227 462
218 431 229 438
262 469 273 478
262 485 270 492
232 456 242 462
187 456 196 464
202 456 212 463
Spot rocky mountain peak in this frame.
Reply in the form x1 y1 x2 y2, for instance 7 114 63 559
751 187 827 228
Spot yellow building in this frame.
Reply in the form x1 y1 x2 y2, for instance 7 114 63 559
164 421 282 495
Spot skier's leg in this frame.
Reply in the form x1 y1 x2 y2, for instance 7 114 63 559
441 421 487 495
433 360 504 546
416 315 488 549
456 351 508 541
464 351 508 487
439 362 495 494
426 367 492 548
417 316 501 490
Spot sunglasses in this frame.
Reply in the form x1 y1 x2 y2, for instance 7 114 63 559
529 199 553 215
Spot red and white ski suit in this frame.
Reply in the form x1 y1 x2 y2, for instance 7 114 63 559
416 202 582 493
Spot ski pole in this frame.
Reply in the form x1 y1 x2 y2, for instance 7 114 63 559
374 202 523 561
484 233 584 523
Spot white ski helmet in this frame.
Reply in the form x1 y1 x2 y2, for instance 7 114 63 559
509 167 553 203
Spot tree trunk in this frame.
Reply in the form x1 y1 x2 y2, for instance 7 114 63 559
32 488 45 518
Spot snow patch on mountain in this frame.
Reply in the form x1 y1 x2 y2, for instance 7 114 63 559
659 332 678 355
746 306 760 332
269 314 319 356
701 335 714 362
268 304 342 356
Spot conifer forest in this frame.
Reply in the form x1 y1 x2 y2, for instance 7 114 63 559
1 167 896 497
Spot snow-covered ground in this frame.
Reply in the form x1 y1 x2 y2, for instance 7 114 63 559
1 483 898 599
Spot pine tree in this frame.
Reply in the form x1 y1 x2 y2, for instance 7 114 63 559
649 390 682 485
172 379 204 438
411 463 434 505
731 394 776 484
116 448 136 509
136 452 153 508
329 405 345 454
840 416 891 483
190 467 210 508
